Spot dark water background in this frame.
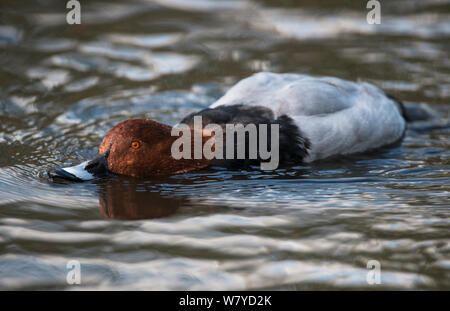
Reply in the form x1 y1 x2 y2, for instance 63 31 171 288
0 0 449 290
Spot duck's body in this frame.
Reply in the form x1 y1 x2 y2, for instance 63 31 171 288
50 72 412 181
206 72 406 162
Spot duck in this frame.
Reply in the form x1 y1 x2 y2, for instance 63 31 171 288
49 72 415 181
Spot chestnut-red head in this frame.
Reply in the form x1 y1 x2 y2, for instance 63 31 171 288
49 119 212 181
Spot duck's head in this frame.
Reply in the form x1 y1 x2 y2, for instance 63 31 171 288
49 119 210 181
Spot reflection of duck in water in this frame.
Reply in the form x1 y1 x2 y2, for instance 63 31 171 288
50 72 436 182
97 178 182 220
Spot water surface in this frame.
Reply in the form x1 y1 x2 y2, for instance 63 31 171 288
0 0 449 290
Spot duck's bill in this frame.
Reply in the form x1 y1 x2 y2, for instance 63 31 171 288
49 150 113 182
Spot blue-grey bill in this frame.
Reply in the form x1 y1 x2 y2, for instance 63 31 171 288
49 161 95 181
49 150 111 182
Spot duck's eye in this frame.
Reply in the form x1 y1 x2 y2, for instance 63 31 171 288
130 141 141 149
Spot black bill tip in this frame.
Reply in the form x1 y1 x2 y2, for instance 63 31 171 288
48 169 83 182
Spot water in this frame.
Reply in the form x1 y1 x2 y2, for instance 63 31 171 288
0 0 449 290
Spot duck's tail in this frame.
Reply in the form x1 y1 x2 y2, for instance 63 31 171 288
387 94 439 122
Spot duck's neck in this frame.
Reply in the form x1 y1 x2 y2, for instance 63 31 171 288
147 125 214 176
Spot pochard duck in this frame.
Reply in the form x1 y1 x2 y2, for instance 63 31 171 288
50 72 412 181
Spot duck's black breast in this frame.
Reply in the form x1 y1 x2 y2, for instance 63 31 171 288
179 104 311 168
